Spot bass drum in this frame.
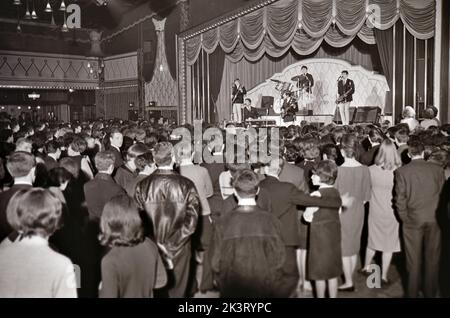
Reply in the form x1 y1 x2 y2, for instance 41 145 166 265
273 98 283 114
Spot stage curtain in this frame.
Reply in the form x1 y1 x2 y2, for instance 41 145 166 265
374 27 393 113
209 48 226 123
184 0 435 65
165 5 180 80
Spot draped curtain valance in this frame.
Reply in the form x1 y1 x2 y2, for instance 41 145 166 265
184 0 435 64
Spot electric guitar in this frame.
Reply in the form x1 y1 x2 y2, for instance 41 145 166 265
336 87 353 104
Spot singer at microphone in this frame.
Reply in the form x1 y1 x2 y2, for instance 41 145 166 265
296 65 314 94
231 78 246 123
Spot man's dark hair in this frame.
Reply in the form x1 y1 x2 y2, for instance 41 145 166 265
342 70 349 75
407 139 425 156
45 140 60 154
301 66 308 70
232 169 259 198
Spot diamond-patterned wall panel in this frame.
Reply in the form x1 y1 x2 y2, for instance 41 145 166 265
104 53 138 82
0 51 98 89
247 58 389 115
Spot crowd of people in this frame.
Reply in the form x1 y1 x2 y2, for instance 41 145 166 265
0 109 449 298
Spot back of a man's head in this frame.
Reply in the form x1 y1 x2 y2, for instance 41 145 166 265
407 139 425 157
45 140 60 154
232 169 259 199
59 157 80 179
6 151 36 178
15 137 33 153
153 142 174 167
95 151 116 173
395 127 410 144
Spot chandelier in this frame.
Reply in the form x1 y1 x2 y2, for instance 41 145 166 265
87 59 105 79
13 0 71 33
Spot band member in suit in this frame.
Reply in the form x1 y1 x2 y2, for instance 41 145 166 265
297 66 314 94
281 91 298 123
231 79 246 123
242 98 260 122
337 71 355 126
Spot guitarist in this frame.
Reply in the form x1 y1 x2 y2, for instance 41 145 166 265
231 78 246 123
337 70 355 126
281 91 298 124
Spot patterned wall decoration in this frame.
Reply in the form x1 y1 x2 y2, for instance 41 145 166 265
144 18 178 107
98 52 139 119
0 50 99 90
246 58 389 116
104 52 138 82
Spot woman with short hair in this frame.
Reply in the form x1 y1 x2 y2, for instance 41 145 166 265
0 188 77 298
361 139 402 286
98 195 167 298
335 134 371 291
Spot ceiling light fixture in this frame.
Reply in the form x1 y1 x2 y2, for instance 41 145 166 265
24 0 31 19
13 0 22 5
60 0 66 11
45 1 52 13
31 0 37 19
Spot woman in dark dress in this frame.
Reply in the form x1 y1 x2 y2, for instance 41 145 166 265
303 160 342 298
295 138 320 292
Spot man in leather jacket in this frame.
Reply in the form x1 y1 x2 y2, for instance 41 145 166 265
135 141 200 297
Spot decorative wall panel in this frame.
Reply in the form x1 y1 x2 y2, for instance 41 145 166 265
0 50 99 90
104 52 138 82
144 18 178 107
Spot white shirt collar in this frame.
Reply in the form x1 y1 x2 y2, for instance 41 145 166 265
238 198 257 206
179 160 193 167
18 235 48 245
266 172 279 180
48 153 58 161
14 180 33 186
158 166 173 170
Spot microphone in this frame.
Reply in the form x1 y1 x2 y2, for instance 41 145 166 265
337 76 342 82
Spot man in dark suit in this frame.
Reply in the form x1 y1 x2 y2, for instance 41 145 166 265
0 151 35 242
242 98 260 123
394 139 445 298
107 128 124 170
84 151 126 221
281 91 298 123
395 126 411 165
337 70 355 125
231 78 247 123
83 150 126 298
259 158 344 297
279 157 307 192
43 140 61 171
359 126 383 166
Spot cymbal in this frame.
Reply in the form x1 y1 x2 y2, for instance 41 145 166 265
270 79 283 83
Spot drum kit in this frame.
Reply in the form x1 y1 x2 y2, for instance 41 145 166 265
271 77 315 114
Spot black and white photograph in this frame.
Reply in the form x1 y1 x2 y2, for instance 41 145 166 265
0 0 449 306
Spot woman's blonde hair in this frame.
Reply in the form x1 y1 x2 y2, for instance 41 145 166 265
374 139 402 170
